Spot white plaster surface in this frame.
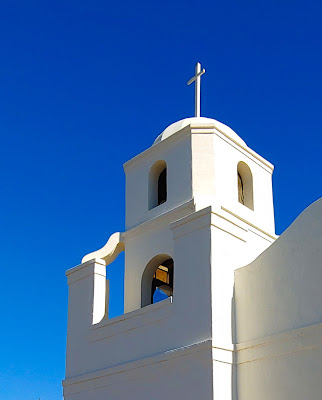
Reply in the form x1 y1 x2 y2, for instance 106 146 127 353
64 341 214 400
234 198 322 400
235 197 322 343
64 117 321 400
124 119 275 233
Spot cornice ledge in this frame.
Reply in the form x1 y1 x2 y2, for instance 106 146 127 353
213 126 274 172
211 322 322 366
236 321 322 351
221 206 277 241
63 339 212 392
89 297 172 341
123 199 195 240
171 205 212 230
235 321 322 365
123 122 274 173
65 259 106 285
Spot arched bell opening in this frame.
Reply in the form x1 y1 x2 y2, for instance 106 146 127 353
141 254 174 307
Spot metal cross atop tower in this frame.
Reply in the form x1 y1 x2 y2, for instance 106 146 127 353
187 62 206 117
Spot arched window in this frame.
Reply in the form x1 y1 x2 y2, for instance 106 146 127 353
141 255 174 307
149 161 167 209
237 161 254 210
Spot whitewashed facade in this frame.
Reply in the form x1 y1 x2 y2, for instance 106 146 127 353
63 117 322 399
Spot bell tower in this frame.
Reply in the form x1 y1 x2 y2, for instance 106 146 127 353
63 65 277 400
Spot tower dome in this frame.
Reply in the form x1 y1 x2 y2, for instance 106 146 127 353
153 116 246 147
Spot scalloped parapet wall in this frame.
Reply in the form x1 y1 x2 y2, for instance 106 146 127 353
82 232 125 265
235 196 322 343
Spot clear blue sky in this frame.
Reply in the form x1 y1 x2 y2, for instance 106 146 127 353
0 1 321 399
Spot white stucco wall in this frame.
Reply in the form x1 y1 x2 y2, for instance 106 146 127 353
237 327 322 400
124 119 275 236
64 207 214 382
64 340 214 400
64 118 284 400
124 131 193 230
211 130 275 235
235 197 322 343
234 198 322 400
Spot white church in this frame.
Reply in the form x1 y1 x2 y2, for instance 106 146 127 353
62 64 322 399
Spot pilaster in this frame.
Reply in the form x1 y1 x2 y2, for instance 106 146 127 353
65 258 107 378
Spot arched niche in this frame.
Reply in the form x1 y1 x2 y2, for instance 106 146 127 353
141 254 174 307
148 160 167 210
237 161 254 210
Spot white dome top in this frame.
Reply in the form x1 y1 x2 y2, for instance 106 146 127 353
153 117 246 147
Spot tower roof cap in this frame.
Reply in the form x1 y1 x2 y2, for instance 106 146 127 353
153 117 246 147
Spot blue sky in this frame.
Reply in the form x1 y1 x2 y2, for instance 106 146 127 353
0 1 321 399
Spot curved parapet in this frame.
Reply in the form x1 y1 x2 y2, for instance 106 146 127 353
82 232 125 265
235 197 322 343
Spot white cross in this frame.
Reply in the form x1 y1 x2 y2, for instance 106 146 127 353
187 62 206 117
